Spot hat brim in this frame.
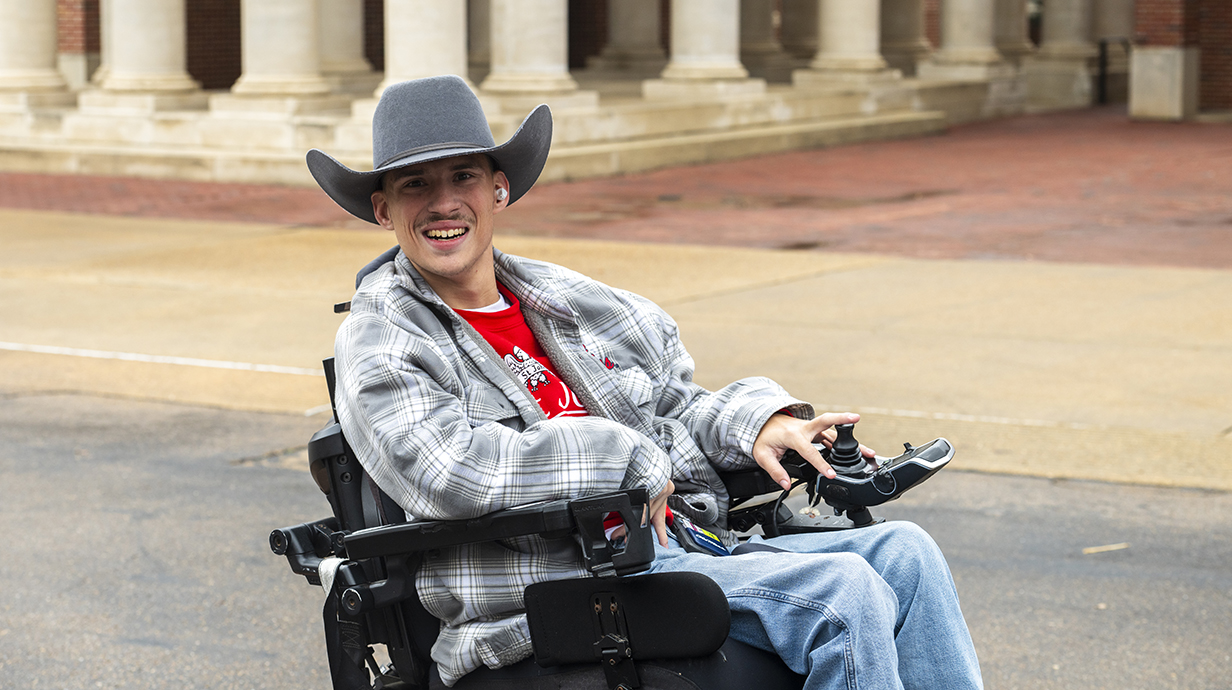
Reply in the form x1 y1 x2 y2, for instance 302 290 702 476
306 104 552 225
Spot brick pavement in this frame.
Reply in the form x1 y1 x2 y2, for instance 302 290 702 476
2 105 1230 268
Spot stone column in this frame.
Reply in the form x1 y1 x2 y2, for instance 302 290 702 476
1023 0 1096 110
794 0 899 86
86 0 205 111
231 0 330 96
779 0 818 61
91 0 112 84
469 0 491 78
881 0 932 76
587 0 667 76
739 0 796 81
917 0 1009 80
1095 0 1134 40
995 0 1035 65
382 0 469 92
644 0 765 99
319 0 379 95
481 0 597 110
0 0 74 110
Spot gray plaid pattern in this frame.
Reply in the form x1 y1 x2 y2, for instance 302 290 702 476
334 249 812 685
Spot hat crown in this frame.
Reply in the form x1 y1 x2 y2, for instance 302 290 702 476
371 75 496 169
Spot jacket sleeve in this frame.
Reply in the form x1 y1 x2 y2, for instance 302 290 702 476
334 306 672 522
634 297 815 472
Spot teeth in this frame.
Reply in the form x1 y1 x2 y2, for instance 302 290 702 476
426 227 467 239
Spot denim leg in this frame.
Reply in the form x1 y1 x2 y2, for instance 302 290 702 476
753 522 983 690
650 546 904 690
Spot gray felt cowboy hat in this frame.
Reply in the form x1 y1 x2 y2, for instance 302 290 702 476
306 75 552 224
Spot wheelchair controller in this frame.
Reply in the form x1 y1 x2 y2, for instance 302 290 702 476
725 424 953 537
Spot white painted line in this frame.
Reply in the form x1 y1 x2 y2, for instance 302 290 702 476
0 341 324 377
303 403 334 417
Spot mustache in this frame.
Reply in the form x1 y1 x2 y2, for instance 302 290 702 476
416 212 475 230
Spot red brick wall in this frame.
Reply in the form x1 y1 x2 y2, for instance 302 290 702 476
185 0 241 90
1198 0 1232 110
57 0 100 54
1134 0 1201 46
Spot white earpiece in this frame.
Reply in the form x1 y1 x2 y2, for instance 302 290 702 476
496 188 508 202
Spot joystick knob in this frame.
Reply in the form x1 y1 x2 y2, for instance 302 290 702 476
829 424 868 476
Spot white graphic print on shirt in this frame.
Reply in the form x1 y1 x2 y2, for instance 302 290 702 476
504 346 550 392
503 346 587 418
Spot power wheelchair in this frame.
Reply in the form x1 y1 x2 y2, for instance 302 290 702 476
271 247 954 690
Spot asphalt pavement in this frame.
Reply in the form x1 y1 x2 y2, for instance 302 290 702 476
3 394 1229 689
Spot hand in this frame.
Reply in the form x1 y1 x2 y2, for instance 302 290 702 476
752 412 877 491
646 480 675 547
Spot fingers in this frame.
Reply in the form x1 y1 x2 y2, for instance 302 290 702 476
753 446 792 491
649 480 674 547
652 510 669 547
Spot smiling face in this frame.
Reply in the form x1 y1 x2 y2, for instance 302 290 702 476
371 154 510 309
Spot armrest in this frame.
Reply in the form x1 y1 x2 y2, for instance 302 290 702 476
342 488 654 576
342 498 575 558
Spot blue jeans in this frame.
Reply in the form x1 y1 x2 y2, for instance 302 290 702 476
647 521 983 690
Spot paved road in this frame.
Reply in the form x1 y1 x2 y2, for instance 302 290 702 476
2 393 1229 689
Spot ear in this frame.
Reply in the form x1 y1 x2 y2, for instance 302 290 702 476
371 189 395 231
493 170 511 214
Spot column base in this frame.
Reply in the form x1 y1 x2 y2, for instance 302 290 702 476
323 69 383 96
1021 53 1095 112
659 63 750 81
0 89 77 113
0 68 70 92
586 50 669 78
479 72 580 95
231 74 332 97
793 67 902 88
881 40 932 77
917 58 1015 82
100 73 201 93
642 78 767 101
208 92 354 117
996 40 1036 66
740 47 803 82
78 89 209 114
482 90 600 114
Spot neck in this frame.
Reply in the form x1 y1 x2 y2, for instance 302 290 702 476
420 265 500 310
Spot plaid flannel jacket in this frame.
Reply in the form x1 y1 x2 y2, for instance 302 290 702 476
334 249 812 686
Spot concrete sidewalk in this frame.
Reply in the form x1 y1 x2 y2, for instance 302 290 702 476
0 107 1228 491
1 208 1228 492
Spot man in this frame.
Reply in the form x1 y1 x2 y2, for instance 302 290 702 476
308 76 982 689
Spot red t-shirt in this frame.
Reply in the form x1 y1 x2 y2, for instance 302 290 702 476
455 286 588 420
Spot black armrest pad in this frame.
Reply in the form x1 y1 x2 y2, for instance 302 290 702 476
342 498 576 560
525 572 730 666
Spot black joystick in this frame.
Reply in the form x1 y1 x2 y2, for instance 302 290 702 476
828 424 869 476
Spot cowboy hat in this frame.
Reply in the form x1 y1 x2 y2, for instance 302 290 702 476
306 75 552 224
